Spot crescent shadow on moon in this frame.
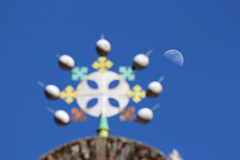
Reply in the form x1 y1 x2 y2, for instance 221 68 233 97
163 49 184 66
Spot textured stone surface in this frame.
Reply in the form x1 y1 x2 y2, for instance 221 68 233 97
39 137 168 160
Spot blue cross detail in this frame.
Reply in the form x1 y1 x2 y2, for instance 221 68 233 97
119 66 135 81
72 67 88 81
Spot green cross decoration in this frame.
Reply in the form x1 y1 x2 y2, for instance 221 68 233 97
119 66 135 81
72 67 88 81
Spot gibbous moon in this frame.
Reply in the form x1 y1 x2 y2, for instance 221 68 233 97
163 49 184 66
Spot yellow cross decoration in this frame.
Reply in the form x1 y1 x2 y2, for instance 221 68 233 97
129 85 146 103
92 57 113 72
59 85 77 104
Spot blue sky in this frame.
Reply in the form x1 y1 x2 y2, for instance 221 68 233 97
0 0 240 159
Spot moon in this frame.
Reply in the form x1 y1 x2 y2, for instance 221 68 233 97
163 49 184 66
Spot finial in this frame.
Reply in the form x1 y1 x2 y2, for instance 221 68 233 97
42 36 167 137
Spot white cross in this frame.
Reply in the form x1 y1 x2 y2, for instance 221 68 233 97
76 71 130 117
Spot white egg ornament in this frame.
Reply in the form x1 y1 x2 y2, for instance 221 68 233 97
147 81 163 98
96 38 111 56
54 110 70 126
44 84 60 100
132 54 149 70
58 55 75 70
137 108 153 124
